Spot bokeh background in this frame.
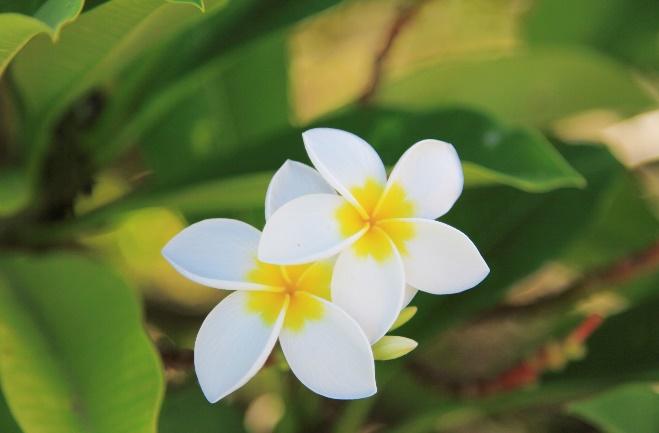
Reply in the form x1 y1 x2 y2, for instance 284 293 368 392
1 0 659 432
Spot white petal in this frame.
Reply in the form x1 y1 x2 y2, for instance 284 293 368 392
403 285 418 307
195 291 287 402
391 219 489 294
163 219 268 290
259 194 367 265
279 292 376 399
303 128 387 212
331 229 405 343
382 139 463 219
265 160 335 220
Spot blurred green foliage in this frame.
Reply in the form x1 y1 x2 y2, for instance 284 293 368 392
0 0 658 433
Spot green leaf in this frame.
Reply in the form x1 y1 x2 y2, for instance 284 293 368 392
0 253 164 433
159 383 246 433
0 391 21 433
569 383 659 433
377 47 655 127
0 0 84 75
9 0 227 209
525 0 659 72
139 105 583 199
0 168 30 217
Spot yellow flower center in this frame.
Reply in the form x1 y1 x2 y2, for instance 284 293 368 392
336 178 416 261
245 261 332 331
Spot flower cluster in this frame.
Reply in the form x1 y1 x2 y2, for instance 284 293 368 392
163 128 489 402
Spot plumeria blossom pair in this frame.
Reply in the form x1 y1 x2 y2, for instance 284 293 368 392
162 128 489 402
260 128 490 342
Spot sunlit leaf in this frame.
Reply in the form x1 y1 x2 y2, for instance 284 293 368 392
0 253 164 433
377 47 655 126
0 0 84 75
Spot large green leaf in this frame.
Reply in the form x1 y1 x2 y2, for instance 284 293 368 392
569 383 659 433
0 253 164 433
0 0 84 75
140 106 585 193
377 47 655 126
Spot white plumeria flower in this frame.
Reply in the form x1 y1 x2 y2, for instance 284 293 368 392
259 128 490 343
162 218 376 402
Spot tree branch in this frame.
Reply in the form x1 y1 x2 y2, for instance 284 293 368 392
359 0 428 104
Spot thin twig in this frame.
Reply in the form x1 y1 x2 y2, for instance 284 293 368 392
359 0 428 104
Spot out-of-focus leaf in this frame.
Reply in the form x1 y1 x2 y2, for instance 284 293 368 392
13 0 224 122
0 253 163 433
0 168 30 217
561 173 659 270
0 391 20 433
73 0 346 167
569 383 659 433
525 0 659 72
159 383 246 433
83 207 223 314
0 0 84 75
9 0 227 206
288 0 523 123
67 107 584 235
377 47 655 127
138 105 584 198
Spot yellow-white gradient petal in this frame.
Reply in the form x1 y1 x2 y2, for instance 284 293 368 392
331 229 405 343
279 293 376 399
259 194 367 265
383 139 463 219
303 128 386 212
265 160 335 220
390 219 489 294
162 219 269 291
194 291 287 402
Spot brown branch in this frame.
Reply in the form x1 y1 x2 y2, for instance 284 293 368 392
359 0 428 104
495 239 659 316
160 346 194 370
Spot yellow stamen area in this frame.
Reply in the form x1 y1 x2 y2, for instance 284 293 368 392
281 264 311 285
245 291 287 326
284 292 324 332
353 227 394 261
296 261 332 300
246 260 288 288
376 220 416 257
373 182 415 221
244 261 332 331
335 200 365 238
351 178 384 215
335 178 417 262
